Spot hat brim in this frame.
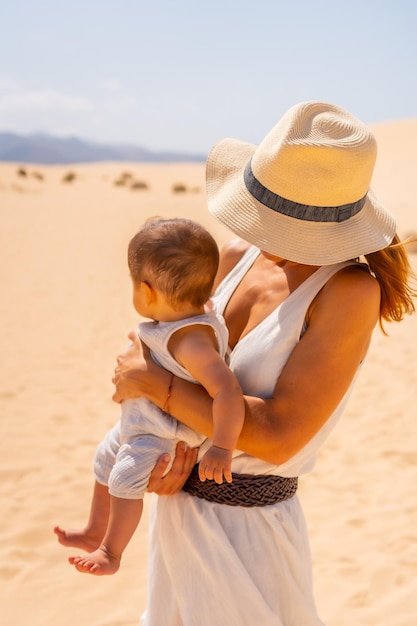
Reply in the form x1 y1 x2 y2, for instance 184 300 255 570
206 138 397 265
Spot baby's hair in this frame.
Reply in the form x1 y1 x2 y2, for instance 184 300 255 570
128 218 219 310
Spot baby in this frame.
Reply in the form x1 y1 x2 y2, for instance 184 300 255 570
54 217 244 575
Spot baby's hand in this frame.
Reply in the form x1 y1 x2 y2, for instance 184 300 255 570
198 446 233 484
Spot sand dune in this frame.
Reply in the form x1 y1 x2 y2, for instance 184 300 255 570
0 119 416 625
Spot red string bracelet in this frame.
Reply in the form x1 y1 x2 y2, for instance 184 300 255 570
162 373 174 413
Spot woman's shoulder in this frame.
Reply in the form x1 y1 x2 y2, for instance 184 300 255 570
328 263 380 293
213 238 252 289
311 263 381 327
221 237 252 261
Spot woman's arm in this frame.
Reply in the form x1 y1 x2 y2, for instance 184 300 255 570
113 266 380 466
239 266 381 463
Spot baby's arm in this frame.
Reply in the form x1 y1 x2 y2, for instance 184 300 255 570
169 324 244 484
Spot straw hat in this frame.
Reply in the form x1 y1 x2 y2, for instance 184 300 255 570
206 101 396 265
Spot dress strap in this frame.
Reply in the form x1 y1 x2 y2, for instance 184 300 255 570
213 246 260 317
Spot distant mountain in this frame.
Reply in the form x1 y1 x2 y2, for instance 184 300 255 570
0 132 206 164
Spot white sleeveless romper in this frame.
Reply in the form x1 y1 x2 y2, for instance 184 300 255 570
140 246 361 626
94 309 229 499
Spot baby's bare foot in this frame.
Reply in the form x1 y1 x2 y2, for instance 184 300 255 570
68 546 120 576
53 526 101 552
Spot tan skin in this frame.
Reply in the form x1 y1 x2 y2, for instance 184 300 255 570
113 238 381 493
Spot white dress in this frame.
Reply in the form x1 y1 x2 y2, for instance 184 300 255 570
140 246 361 626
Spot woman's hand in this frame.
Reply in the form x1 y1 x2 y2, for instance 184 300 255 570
112 331 154 403
147 442 198 495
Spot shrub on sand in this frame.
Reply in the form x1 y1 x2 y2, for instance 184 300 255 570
172 183 187 193
62 172 77 184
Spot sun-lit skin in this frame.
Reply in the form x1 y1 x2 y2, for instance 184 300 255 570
260 249 288 264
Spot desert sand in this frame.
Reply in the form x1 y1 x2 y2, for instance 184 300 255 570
1 120 416 626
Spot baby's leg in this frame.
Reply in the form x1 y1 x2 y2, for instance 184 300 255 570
54 480 110 551
69 496 143 575
54 422 120 550
68 434 176 575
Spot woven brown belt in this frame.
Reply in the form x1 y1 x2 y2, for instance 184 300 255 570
182 464 298 507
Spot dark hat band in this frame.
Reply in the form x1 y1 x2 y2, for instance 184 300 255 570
244 160 367 223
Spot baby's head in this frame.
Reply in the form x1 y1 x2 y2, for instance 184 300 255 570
128 218 219 311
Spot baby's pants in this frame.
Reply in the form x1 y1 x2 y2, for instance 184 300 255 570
94 398 203 500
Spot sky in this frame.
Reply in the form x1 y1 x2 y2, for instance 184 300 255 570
1 0 416 154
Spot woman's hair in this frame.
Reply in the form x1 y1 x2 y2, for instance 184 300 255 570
128 218 219 310
364 233 417 332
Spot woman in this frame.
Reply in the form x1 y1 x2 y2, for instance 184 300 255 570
113 101 416 625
